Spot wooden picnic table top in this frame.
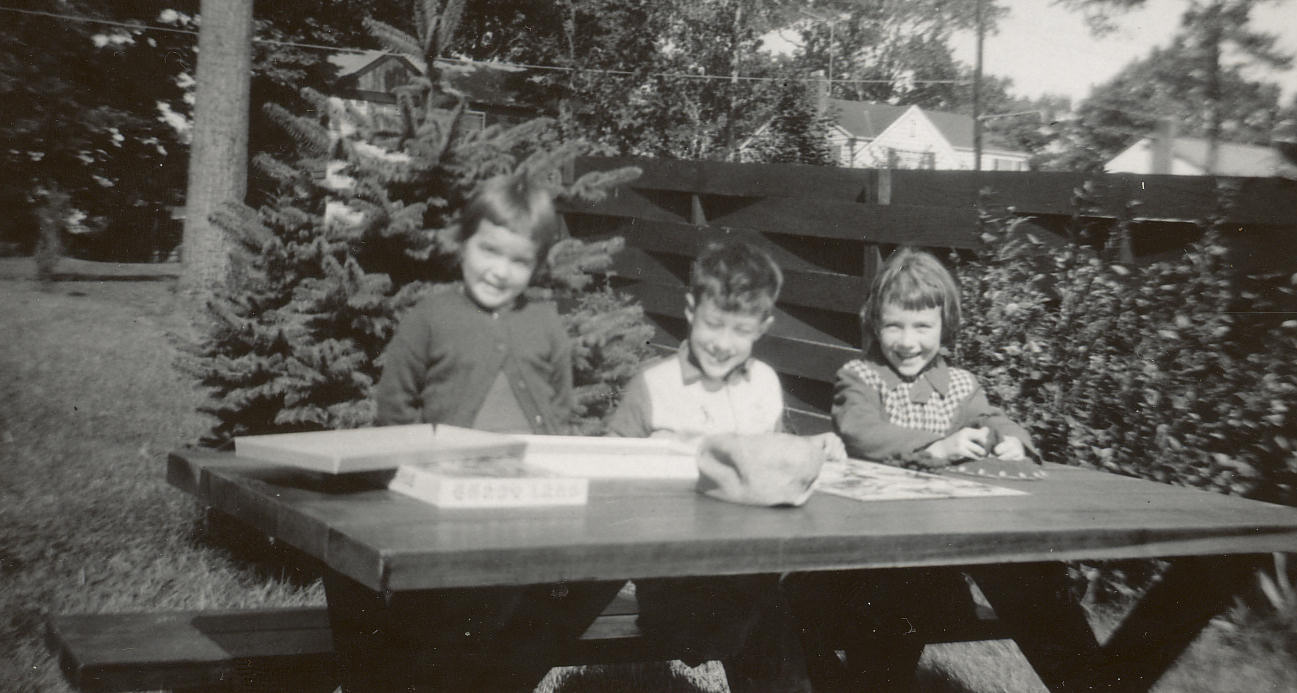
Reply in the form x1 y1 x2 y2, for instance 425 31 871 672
168 448 1297 594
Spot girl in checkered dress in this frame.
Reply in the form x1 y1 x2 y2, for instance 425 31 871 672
787 248 1066 693
833 246 1034 464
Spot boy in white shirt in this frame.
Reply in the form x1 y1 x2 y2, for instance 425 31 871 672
608 240 842 692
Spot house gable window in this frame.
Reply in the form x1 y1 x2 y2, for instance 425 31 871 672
463 110 486 133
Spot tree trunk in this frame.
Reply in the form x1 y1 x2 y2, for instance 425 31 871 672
180 0 253 307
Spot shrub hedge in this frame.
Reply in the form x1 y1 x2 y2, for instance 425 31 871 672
955 200 1297 506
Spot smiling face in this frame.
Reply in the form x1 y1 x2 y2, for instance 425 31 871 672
685 295 772 381
878 303 943 379
460 220 539 311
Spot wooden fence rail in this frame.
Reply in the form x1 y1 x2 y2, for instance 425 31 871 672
561 156 1297 431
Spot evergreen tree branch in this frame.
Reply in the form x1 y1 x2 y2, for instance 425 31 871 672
363 18 422 57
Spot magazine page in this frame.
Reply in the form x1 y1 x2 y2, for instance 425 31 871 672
815 459 1027 502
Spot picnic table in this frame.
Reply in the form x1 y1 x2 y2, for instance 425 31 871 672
163 448 1297 692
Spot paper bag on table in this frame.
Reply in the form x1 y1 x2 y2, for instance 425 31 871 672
695 433 825 507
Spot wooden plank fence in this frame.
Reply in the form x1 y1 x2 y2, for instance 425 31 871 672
560 156 1297 431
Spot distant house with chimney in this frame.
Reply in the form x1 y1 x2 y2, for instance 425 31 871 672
742 93 1032 171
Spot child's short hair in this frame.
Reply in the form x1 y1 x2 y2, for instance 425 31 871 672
458 174 561 263
861 247 961 356
690 240 783 317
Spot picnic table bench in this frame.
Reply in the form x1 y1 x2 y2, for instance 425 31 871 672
50 448 1297 692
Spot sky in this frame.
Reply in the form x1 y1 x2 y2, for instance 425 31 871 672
949 0 1297 105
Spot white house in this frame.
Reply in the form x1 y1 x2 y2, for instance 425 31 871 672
826 100 1030 171
1105 135 1286 177
742 96 1031 170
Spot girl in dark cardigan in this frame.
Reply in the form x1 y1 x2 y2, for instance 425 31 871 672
375 173 573 434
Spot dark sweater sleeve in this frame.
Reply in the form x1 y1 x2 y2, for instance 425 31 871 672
374 304 434 425
832 366 943 461
605 372 652 438
548 307 576 433
953 379 1038 457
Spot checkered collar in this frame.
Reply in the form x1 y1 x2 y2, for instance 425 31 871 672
677 341 752 385
873 355 951 403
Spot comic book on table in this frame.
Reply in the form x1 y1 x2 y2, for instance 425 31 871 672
815 458 1028 502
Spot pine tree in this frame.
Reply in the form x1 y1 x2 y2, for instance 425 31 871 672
744 79 837 166
183 0 652 445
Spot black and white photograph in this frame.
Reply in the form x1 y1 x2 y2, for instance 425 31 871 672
4 1 1297 691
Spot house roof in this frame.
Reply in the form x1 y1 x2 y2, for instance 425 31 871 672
1168 137 1283 177
329 50 411 77
827 99 1023 154
827 99 909 139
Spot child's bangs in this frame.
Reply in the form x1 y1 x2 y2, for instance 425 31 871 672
707 288 774 317
881 273 946 312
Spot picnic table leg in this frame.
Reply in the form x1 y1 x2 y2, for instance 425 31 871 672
1088 554 1261 693
323 569 623 692
485 579 628 687
966 562 1105 693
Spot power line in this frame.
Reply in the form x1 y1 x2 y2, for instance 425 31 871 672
0 4 971 87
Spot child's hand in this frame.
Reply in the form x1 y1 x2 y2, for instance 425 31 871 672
925 426 990 461
992 436 1027 461
811 432 847 461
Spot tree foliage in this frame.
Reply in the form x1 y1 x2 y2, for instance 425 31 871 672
788 0 1007 111
1051 0 1295 171
0 1 191 257
742 78 837 165
1048 40 1289 171
446 0 1023 161
451 0 801 160
957 193 1297 505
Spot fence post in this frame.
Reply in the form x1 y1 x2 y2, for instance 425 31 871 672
690 194 707 226
862 168 891 286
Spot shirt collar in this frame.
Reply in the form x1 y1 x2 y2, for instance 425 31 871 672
872 355 950 403
677 341 751 385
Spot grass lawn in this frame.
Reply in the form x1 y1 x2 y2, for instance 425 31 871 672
2 260 1293 692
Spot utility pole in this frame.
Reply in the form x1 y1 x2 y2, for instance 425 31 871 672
797 8 836 97
973 0 984 172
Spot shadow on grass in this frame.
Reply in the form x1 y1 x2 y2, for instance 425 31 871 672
191 509 325 589
544 660 988 693
916 665 990 693
546 662 718 693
